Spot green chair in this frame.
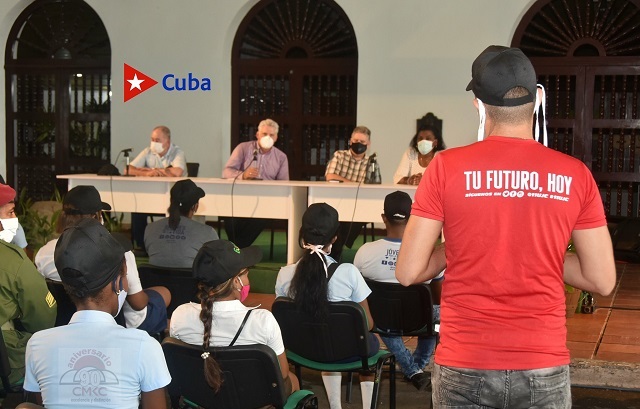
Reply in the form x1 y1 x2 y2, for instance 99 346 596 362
162 337 317 409
272 297 396 409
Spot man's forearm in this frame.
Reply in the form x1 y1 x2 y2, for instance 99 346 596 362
564 226 616 296
325 173 351 182
127 165 151 176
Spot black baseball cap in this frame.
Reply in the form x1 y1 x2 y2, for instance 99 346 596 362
63 185 111 215
384 191 412 221
466 45 537 107
193 240 262 287
54 217 125 298
171 179 205 208
300 203 340 245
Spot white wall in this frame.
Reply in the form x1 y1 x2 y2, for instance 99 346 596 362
0 0 535 182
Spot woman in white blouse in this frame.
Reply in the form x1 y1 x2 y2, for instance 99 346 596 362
393 124 446 184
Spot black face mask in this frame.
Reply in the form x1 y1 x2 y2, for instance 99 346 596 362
350 142 367 155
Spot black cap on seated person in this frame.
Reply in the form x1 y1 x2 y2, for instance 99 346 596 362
63 185 111 215
384 191 412 221
300 203 340 245
193 240 262 287
466 45 537 107
171 179 205 209
54 218 125 298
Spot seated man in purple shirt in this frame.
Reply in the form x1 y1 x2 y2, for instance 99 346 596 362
221 118 289 247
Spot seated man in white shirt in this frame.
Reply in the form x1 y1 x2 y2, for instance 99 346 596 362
127 125 187 249
353 191 443 391
128 125 186 177
24 218 171 409
35 185 171 334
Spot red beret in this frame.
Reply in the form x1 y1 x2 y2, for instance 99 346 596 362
0 184 16 207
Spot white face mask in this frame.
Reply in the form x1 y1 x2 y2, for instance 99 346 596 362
0 217 19 243
417 140 434 155
113 278 128 317
477 99 487 142
150 141 164 154
259 136 274 150
534 84 548 147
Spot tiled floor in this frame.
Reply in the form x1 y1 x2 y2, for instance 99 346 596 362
246 261 640 365
567 262 640 363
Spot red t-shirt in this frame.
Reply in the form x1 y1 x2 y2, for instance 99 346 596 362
413 136 606 370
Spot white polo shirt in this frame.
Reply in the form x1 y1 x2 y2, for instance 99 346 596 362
170 300 285 355
354 238 444 284
24 310 171 409
275 256 371 302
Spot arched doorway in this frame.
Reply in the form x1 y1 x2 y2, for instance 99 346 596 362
513 0 640 217
231 0 358 180
5 0 111 200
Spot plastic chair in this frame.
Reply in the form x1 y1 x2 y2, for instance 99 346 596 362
0 329 16 398
363 278 436 337
272 297 396 409
364 279 439 407
45 279 76 327
161 337 317 409
137 264 198 317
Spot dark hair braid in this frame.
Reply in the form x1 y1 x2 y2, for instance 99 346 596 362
197 279 235 391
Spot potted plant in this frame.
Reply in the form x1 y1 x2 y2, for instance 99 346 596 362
17 188 62 257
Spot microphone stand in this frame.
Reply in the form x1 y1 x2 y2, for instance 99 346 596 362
124 151 131 176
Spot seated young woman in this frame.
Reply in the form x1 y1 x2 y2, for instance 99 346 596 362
170 240 299 395
275 203 378 409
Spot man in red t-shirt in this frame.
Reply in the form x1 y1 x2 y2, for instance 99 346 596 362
396 46 616 408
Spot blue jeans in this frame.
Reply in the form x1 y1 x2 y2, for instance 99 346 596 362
432 363 571 409
379 305 440 378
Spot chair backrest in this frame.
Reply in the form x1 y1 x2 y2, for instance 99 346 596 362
162 337 288 409
46 279 76 327
186 162 200 177
271 297 372 366
0 329 13 393
137 264 198 317
45 279 126 327
364 278 434 337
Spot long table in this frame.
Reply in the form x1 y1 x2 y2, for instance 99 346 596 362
58 175 417 263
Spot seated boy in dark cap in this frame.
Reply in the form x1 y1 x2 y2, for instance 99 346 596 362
354 191 443 390
24 218 171 409
35 185 171 334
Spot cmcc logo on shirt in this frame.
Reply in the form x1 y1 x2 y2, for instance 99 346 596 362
124 64 212 102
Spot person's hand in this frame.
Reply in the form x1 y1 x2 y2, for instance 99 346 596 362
408 173 422 185
145 168 164 177
243 166 259 179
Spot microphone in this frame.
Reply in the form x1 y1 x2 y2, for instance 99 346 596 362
122 148 134 176
252 149 258 162
365 152 381 184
